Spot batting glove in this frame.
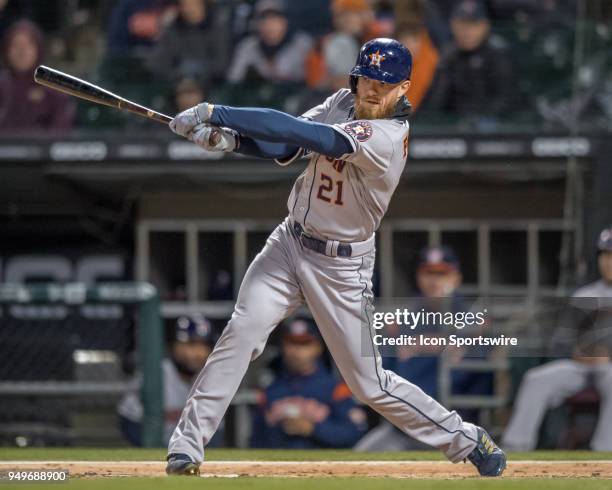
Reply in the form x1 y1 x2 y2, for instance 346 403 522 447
190 124 238 152
170 102 213 138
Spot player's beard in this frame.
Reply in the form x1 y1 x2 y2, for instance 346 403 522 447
354 95 398 120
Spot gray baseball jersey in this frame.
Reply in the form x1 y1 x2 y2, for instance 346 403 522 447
169 90 479 465
284 89 409 242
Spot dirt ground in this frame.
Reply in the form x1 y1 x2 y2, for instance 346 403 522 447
2 461 612 479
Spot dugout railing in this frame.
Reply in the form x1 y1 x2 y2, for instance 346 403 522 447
136 218 576 314
135 218 578 444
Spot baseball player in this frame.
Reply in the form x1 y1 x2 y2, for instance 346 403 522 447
165 38 506 477
118 314 222 446
250 317 368 449
502 227 612 451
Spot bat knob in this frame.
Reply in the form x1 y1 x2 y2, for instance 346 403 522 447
209 129 221 146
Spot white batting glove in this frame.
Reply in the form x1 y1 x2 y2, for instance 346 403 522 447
169 102 213 138
190 124 238 152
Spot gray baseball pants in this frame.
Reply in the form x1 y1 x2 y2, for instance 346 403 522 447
168 218 478 462
502 359 612 450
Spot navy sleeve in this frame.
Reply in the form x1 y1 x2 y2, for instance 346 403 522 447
311 398 366 447
310 384 367 448
211 106 354 159
237 136 300 160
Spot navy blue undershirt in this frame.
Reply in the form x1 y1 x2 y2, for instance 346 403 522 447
210 106 354 160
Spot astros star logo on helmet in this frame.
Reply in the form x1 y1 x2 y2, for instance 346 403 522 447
368 50 386 68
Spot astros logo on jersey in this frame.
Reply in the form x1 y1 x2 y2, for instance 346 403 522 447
368 50 386 69
344 121 374 142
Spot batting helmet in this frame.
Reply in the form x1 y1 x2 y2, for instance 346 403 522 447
349 38 412 94
598 226 612 252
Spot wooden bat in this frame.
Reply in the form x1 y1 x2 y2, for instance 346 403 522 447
34 65 173 125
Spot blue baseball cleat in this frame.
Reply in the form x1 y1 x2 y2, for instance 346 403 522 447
166 453 200 476
466 428 507 477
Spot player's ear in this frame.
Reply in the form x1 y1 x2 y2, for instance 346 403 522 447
401 79 411 95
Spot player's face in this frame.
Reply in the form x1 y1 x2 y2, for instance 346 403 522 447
282 340 323 375
417 269 461 298
354 77 411 120
176 86 205 112
172 341 211 374
599 251 612 283
334 10 367 36
399 31 422 58
451 18 490 51
258 13 289 47
178 0 207 25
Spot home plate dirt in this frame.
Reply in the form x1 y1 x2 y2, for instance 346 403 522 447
1 461 611 479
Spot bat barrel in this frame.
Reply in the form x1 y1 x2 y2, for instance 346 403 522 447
34 65 172 125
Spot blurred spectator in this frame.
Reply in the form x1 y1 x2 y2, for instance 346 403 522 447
397 22 439 111
305 0 373 91
227 0 312 84
147 0 229 84
395 0 430 24
0 20 74 133
368 0 395 39
503 227 612 451
250 317 367 448
426 0 516 119
399 246 492 402
118 315 223 446
355 246 493 451
106 0 174 56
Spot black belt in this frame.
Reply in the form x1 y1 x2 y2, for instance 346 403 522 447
293 222 353 257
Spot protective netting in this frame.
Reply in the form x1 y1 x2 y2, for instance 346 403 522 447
0 304 134 382
0 284 163 447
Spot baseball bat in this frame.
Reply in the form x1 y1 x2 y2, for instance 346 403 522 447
33 65 173 125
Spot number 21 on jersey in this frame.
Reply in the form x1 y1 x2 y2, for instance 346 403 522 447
317 173 344 205
317 157 346 206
